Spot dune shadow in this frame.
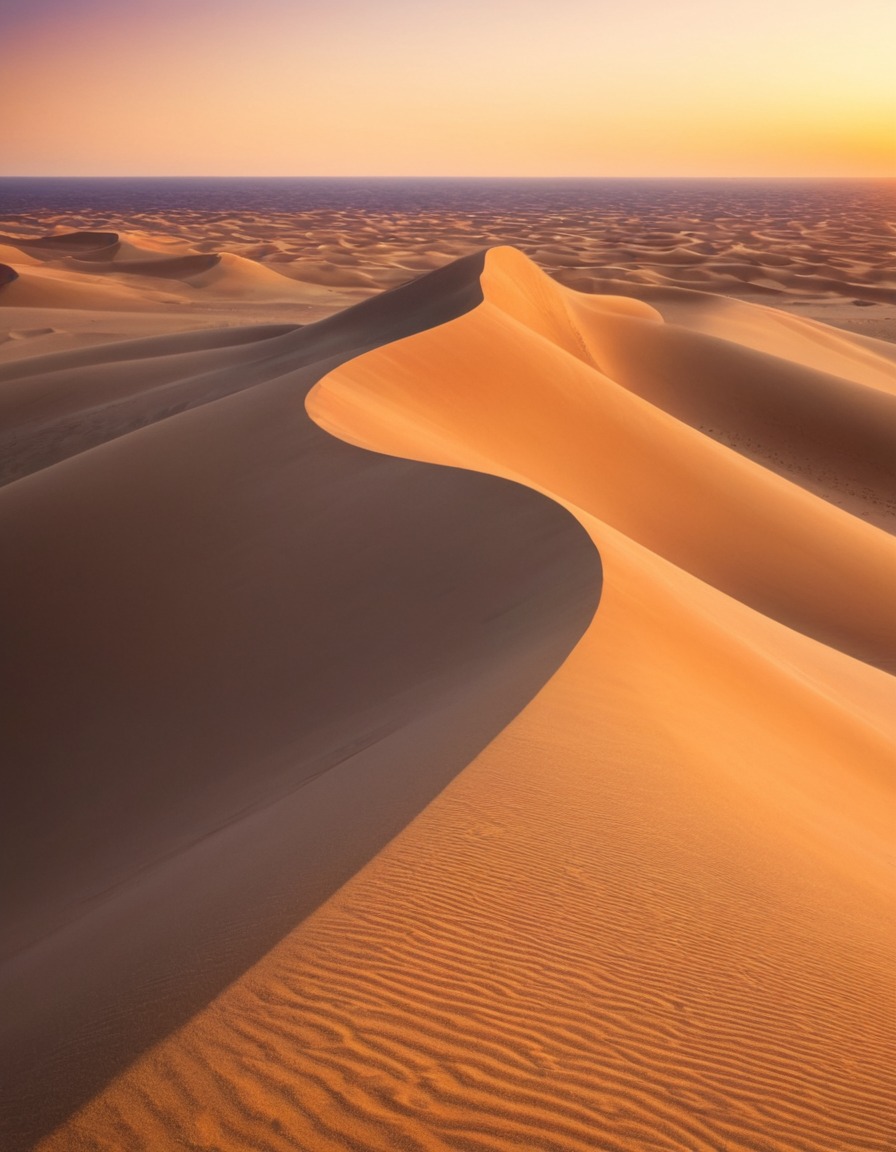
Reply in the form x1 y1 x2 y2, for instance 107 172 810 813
0 253 602 1149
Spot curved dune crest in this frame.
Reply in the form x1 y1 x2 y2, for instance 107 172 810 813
312 248 896 667
0 230 338 309
288 246 892 1150
631 287 896 387
311 246 896 857
4 246 895 1152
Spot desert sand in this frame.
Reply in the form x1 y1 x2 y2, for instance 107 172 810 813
1 211 894 1152
2 180 896 340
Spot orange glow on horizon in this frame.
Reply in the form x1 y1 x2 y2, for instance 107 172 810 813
1 0 893 177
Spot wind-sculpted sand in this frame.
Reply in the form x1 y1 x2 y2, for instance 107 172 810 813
0 233 894 1152
2 178 895 339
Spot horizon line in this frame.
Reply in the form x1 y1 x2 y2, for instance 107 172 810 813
2 173 895 182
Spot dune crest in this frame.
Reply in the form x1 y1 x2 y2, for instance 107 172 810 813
312 248 896 662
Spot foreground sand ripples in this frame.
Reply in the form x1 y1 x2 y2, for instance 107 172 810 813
44 688 894 1151
31 248 896 1151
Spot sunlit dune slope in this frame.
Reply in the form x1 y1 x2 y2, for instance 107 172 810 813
313 248 896 668
0 253 600 1150
310 247 896 865
186 251 335 299
5 246 895 1152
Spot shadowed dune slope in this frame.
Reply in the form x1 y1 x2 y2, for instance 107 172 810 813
0 253 601 1149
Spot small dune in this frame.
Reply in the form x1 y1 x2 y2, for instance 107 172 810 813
0 264 186 309
0 230 120 257
186 251 333 298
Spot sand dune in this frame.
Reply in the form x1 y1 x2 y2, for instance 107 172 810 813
1 244 893 1151
0 254 599 1150
63 252 222 278
186 251 333 299
0 245 40 267
0 264 189 309
0 230 120 257
0 231 342 313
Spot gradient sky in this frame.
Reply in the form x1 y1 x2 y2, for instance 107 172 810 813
2 0 894 176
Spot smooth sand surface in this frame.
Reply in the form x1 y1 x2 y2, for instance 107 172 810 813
1 234 893 1151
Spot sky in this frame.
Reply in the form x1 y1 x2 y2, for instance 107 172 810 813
2 0 894 177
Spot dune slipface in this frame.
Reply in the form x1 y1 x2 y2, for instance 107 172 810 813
2 245 894 1152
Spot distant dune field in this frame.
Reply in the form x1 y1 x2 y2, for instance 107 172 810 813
1 208 894 1152
2 178 895 340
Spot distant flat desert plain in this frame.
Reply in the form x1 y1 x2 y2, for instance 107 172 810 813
1 181 894 1152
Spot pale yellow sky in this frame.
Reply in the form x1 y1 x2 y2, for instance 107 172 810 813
2 0 894 176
